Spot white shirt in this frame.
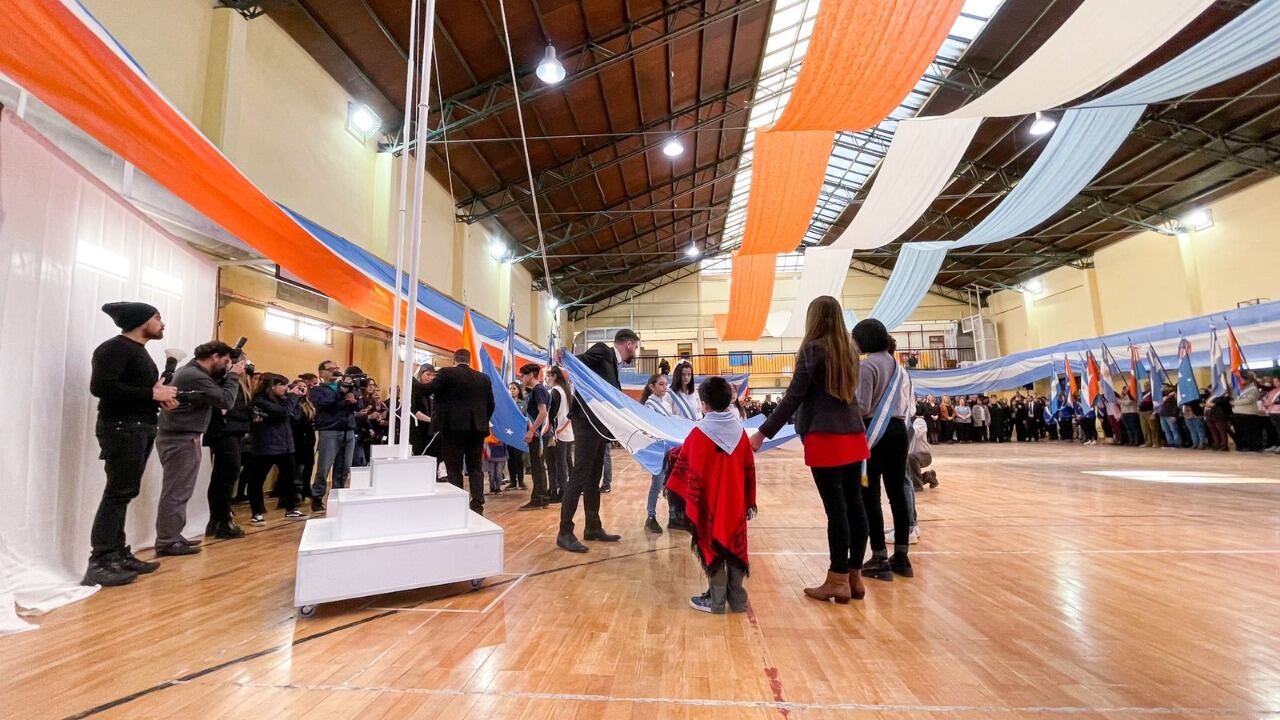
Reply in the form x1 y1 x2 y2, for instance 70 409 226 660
552 385 574 442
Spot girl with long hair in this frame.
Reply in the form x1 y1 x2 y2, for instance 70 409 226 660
505 382 526 490
639 373 676 534
544 366 575 502
669 360 701 421
750 296 869 604
247 374 307 524
288 379 317 508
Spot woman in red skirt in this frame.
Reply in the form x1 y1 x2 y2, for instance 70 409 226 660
749 296 870 603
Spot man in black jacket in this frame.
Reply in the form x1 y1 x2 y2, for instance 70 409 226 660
555 329 639 552
84 302 177 586
417 349 496 514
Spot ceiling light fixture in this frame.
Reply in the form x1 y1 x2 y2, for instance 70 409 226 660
662 138 684 157
535 45 566 85
546 296 560 311
346 102 381 141
1181 208 1214 232
686 245 701 258
1028 111 1056 137
1023 278 1044 295
488 239 509 261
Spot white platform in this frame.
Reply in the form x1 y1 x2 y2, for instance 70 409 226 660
327 483 470 540
294 513 503 608
293 447 503 614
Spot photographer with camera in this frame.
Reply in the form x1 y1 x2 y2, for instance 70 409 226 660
245 374 308 524
307 361 362 511
204 354 254 540
154 341 246 556
83 302 176 587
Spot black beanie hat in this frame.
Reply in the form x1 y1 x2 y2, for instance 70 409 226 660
101 302 159 331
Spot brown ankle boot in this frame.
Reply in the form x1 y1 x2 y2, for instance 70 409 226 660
803 571 851 604
849 569 866 600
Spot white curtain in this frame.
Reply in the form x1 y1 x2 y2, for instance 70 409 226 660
0 110 217 633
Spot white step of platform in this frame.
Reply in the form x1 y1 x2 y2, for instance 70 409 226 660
369 455 437 496
328 483 470 540
349 466 372 490
370 444 403 460
294 512 504 608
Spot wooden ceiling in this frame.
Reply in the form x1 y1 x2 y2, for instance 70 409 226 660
262 0 1280 317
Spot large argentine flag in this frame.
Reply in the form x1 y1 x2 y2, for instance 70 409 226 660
560 352 798 475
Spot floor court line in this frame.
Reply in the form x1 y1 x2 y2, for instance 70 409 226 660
216 679 1280 717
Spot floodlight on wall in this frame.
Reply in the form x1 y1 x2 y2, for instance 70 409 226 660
346 102 381 141
662 138 684 157
1181 208 1214 232
488 239 510 261
1028 111 1057 137
546 296 560 312
1023 278 1044 295
536 45 566 85
686 244 701 258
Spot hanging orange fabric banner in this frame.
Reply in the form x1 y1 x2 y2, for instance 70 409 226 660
720 253 778 341
723 0 969 340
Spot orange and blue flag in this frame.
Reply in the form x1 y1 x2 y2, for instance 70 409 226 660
1226 324 1246 392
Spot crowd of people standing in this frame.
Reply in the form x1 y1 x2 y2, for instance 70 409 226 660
912 377 1280 452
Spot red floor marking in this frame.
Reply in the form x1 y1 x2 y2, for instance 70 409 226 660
763 667 790 718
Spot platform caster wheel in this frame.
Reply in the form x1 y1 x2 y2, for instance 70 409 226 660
470 579 484 591
298 605 317 618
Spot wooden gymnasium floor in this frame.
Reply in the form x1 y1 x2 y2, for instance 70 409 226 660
5 442 1280 720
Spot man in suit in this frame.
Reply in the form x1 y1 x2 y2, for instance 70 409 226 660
416 349 495 514
555 329 640 552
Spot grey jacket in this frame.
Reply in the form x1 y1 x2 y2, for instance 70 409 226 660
159 361 242 433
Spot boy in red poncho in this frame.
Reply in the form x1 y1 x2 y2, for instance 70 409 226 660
666 376 757 614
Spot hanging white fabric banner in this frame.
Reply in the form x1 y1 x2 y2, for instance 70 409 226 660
778 0 1215 333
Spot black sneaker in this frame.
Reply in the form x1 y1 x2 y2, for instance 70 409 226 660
82 557 137 587
213 522 245 539
601 486 612 494
890 553 914 578
644 517 663 534
667 518 691 533
311 499 326 513
556 533 589 553
250 514 266 525
861 557 893 582
517 501 547 511
155 542 201 557
120 546 159 574
284 509 308 519
583 528 621 542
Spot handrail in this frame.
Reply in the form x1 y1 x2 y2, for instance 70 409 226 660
624 347 978 377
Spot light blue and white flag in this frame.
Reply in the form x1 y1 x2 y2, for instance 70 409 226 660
500 304 517 384
478 349 529 451
1208 325 1228 401
560 352 797 475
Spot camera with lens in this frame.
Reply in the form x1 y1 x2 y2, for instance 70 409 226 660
174 389 201 405
251 406 269 421
337 371 370 394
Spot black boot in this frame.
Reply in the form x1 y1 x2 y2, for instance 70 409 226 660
82 554 138 587
890 549 914 578
861 554 893 582
120 546 159 574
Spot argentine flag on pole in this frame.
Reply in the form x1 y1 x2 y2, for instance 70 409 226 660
1049 361 1062 415
1176 336 1200 406
462 308 529 451
500 304 517 384
1147 343 1170 395
1208 326 1228 401
559 350 798 475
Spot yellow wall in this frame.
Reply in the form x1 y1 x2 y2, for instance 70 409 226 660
991 176 1280 355
82 0 552 347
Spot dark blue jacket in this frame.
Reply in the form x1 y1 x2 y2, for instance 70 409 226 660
309 383 357 431
251 394 299 456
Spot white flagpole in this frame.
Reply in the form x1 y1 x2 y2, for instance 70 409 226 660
387 0 419 446
397 0 438 458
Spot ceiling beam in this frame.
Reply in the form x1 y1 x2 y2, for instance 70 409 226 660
410 0 767 146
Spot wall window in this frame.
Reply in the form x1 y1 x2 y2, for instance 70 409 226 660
263 307 333 345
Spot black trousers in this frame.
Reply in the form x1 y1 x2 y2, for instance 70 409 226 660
506 449 524 487
441 430 486 512
525 436 550 503
248 453 297 514
205 433 243 524
293 442 315 499
811 463 868 574
559 414 606 536
91 421 156 561
545 439 571 498
939 420 953 442
862 417 911 554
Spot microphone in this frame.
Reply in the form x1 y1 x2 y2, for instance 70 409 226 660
163 348 187 384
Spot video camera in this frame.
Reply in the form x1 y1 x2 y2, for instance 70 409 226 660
337 370 371 394
229 336 248 361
